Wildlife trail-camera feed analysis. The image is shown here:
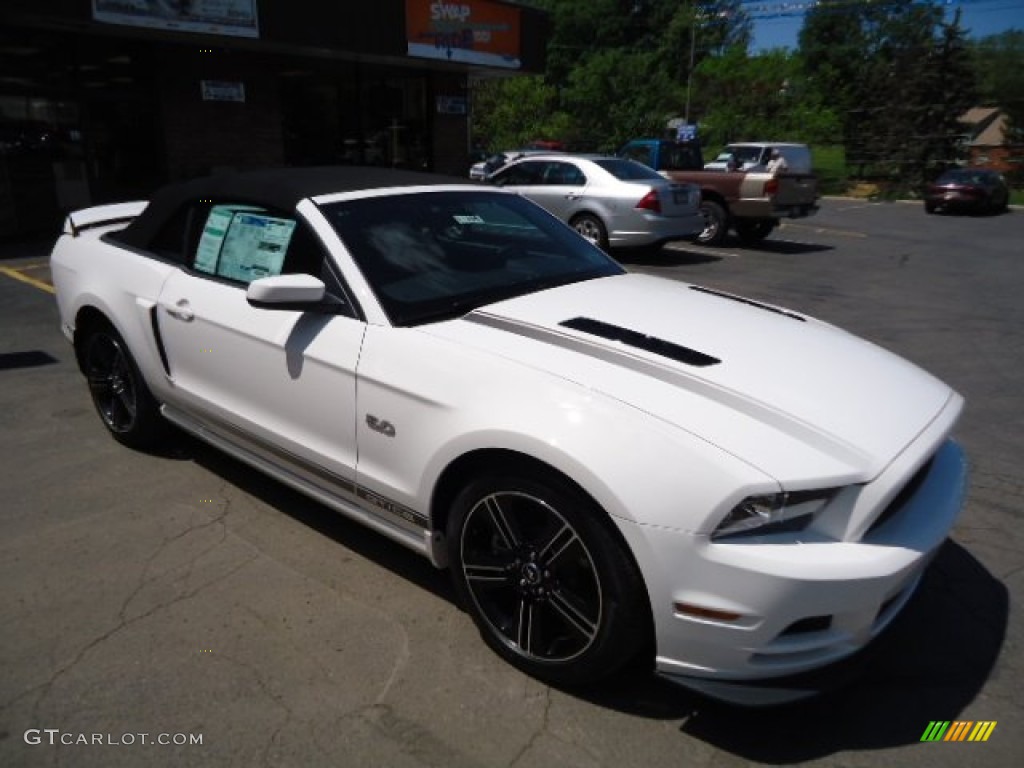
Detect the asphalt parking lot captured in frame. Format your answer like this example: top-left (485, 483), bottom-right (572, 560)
top-left (2, 199), bottom-right (1022, 767)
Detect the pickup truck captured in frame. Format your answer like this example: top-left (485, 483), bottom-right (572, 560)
top-left (618, 139), bottom-right (819, 246)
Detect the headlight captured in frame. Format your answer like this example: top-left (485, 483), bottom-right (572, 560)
top-left (711, 489), bottom-right (836, 540)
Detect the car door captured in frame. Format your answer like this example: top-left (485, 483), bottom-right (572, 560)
top-left (534, 161), bottom-right (588, 222)
top-left (156, 202), bottom-right (365, 483)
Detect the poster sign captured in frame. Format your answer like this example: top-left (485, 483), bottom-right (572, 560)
top-left (436, 96), bottom-right (467, 115)
top-left (93, 1), bottom-right (259, 39)
top-left (676, 123), bottom-right (698, 142)
top-left (201, 80), bottom-right (246, 103)
top-left (406, 1), bottom-right (521, 69)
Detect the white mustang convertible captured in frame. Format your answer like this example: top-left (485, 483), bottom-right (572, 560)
top-left (51, 167), bottom-right (967, 703)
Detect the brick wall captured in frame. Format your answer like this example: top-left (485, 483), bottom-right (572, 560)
top-left (156, 47), bottom-right (284, 180)
top-left (430, 73), bottom-right (470, 177)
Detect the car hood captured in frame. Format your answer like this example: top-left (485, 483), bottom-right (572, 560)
top-left (426, 273), bottom-right (957, 485)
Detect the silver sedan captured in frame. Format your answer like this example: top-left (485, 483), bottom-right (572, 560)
top-left (487, 154), bottom-right (702, 250)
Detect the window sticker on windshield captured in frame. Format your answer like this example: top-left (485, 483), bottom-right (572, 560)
top-left (453, 215), bottom-right (484, 224)
top-left (195, 207), bottom-right (234, 274)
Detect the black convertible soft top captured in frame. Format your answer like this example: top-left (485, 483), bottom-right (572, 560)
top-left (116, 165), bottom-right (467, 249)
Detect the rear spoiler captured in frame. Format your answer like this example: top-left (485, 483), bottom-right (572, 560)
top-left (63, 201), bottom-right (148, 237)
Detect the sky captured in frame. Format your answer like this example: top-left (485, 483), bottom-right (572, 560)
top-left (749, 0), bottom-right (1024, 52)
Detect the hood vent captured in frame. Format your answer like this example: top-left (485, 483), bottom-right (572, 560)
top-left (560, 317), bottom-right (720, 368)
top-left (690, 285), bottom-right (805, 322)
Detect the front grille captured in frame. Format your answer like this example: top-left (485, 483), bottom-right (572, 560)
top-left (779, 615), bottom-right (833, 636)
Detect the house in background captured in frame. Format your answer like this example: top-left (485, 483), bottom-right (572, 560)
top-left (960, 107), bottom-right (1022, 174)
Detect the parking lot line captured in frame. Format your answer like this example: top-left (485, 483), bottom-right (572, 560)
top-left (0, 265), bottom-right (55, 294)
top-left (781, 221), bottom-right (868, 238)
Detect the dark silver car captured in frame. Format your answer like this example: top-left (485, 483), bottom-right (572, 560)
top-left (488, 155), bottom-right (702, 250)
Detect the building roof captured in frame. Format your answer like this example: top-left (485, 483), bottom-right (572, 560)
top-left (960, 107), bottom-right (1009, 147)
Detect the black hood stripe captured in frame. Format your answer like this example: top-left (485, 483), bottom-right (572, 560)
top-left (560, 317), bottom-right (720, 368)
top-left (690, 285), bottom-right (805, 322)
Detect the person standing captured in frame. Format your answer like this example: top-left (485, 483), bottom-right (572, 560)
top-left (767, 149), bottom-right (788, 174)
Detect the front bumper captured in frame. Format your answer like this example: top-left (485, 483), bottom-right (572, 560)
top-left (623, 438), bottom-right (968, 696)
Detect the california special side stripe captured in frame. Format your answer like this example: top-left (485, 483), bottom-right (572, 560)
top-left (161, 404), bottom-right (429, 531)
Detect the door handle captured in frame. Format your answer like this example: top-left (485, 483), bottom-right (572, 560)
top-left (165, 298), bottom-right (194, 322)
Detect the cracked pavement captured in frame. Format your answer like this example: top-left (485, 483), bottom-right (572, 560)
top-left (1, 200), bottom-right (1022, 766)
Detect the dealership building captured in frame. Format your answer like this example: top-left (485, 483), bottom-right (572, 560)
top-left (0, 1), bottom-right (548, 238)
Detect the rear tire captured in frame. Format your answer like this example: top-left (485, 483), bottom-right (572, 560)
top-left (447, 471), bottom-right (650, 687)
top-left (734, 219), bottom-right (775, 244)
top-left (80, 324), bottom-right (166, 449)
top-left (696, 200), bottom-right (728, 245)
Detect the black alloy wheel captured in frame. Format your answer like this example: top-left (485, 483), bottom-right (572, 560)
top-left (81, 325), bottom-right (165, 449)
top-left (448, 472), bottom-right (649, 686)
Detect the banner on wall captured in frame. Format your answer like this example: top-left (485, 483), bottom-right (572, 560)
top-left (93, 1), bottom-right (259, 39)
top-left (406, 1), bottom-right (521, 69)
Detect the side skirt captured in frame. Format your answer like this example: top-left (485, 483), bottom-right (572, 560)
top-left (161, 404), bottom-right (445, 565)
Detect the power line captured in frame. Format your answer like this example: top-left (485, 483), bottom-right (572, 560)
top-left (730, 0), bottom-right (1024, 21)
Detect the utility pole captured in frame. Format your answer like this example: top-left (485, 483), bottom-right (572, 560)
top-left (684, 9), bottom-right (697, 125)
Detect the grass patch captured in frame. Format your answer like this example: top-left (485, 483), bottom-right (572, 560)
top-left (812, 145), bottom-right (847, 195)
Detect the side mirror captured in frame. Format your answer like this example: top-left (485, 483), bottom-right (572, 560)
top-left (246, 274), bottom-right (326, 310)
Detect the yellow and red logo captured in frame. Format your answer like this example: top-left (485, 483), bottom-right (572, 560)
top-left (920, 721), bottom-right (996, 742)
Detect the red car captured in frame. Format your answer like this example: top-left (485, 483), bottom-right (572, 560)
top-left (924, 168), bottom-right (1010, 214)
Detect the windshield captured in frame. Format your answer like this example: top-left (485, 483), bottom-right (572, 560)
top-left (726, 145), bottom-right (765, 166)
top-left (937, 170), bottom-right (994, 186)
top-left (321, 190), bottom-right (623, 327)
top-left (591, 158), bottom-right (665, 181)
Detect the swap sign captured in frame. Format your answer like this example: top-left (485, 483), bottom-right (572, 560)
top-left (406, 0), bottom-right (521, 69)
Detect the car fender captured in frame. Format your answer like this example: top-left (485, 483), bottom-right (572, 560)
top-left (353, 324), bottom-right (777, 536)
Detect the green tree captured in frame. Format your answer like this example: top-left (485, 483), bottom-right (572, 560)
top-left (471, 75), bottom-right (572, 151)
top-left (693, 47), bottom-right (840, 149)
top-left (470, 1), bottom-right (754, 153)
top-left (970, 30), bottom-right (1024, 184)
top-left (799, 1), bottom-right (976, 188)
top-left (972, 30), bottom-right (1024, 122)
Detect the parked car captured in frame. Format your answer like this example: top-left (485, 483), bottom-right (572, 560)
top-left (487, 154), bottom-right (702, 250)
top-left (51, 167), bottom-right (967, 703)
top-left (924, 168), bottom-right (1010, 214)
top-left (617, 139), bottom-right (819, 245)
top-left (468, 148), bottom-right (559, 180)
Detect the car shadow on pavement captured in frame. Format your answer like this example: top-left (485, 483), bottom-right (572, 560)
top-left (574, 540), bottom-right (1007, 762)
top-left (170, 431), bottom-right (457, 604)
top-left (614, 246), bottom-right (723, 267)
top-left (732, 237), bottom-right (835, 255)
top-left (158, 431), bottom-right (1007, 761)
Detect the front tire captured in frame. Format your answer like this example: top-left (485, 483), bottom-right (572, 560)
top-left (80, 324), bottom-right (166, 449)
top-left (447, 472), bottom-right (649, 687)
